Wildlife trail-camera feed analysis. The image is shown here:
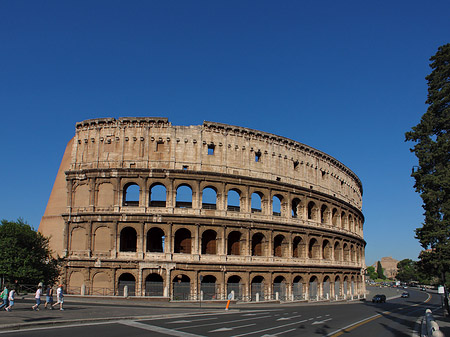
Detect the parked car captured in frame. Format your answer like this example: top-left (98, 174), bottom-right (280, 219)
top-left (372, 294), bottom-right (386, 303)
top-left (401, 292), bottom-right (410, 298)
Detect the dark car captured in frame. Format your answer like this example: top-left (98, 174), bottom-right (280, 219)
top-left (372, 294), bottom-right (386, 303)
top-left (401, 292), bottom-right (410, 298)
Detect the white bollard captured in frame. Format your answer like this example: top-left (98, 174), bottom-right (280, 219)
top-left (124, 285), bottom-right (128, 298)
top-left (231, 290), bottom-right (235, 300)
top-left (256, 292), bottom-right (260, 302)
top-left (81, 284), bottom-right (86, 296)
top-left (276, 292), bottom-right (279, 301)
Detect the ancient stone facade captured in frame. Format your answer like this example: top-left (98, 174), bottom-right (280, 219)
top-left (39, 117), bottom-right (366, 302)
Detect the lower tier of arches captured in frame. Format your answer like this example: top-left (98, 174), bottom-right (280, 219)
top-left (64, 263), bottom-right (366, 302)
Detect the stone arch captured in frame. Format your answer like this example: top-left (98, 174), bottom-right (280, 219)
top-left (202, 186), bottom-right (217, 210)
top-left (176, 184), bottom-right (193, 208)
top-left (323, 275), bottom-right (331, 299)
top-left (252, 232), bottom-right (266, 256)
top-left (201, 229), bottom-right (217, 255)
top-left (123, 182), bottom-right (140, 206)
top-left (308, 238), bottom-right (320, 259)
top-left (273, 234), bottom-right (286, 257)
top-left (251, 191), bottom-right (264, 213)
top-left (146, 227), bottom-right (165, 253)
top-left (334, 241), bottom-right (342, 261)
top-left (93, 226), bottom-right (111, 253)
top-left (92, 272), bottom-right (111, 295)
top-left (293, 275), bottom-right (304, 300)
top-left (251, 275), bottom-right (265, 301)
top-left (308, 201), bottom-right (317, 221)
top-left (322, 239), bottom-right (332, 260)
top-left (291, 198), bottom-right (301, 218)
top-left (118, 272), bottom-right (136, 296)
top-left (174, 228), bottom-right (192, 254)
top-left (227, 188), bottom-right (241, 212)
top-left (293, 236), bottom-right (304, 258)
top-left (309, 276), bottom-right (319, 300)
top-left (149, 183), bottom-right (166, 207)
top-left (227, 231), bottom-right (242, 255)
top-left (343, 243), bottom-right (350, 262)
top-left (172, 274), bottom-right (191, 301)
top-left (69, 271), bottom-right (85, 294)
top-left (334, 275), bottom-right (342, 297)
top-left (120, 226), bottom-right (137, 252)
top-left (70, 227), bottom-right (87, 251)
top-left (226, 275), bottom-right (243, 300)
top-left (273, 275), bottom-right (287, 300)
top-left (145, 273), bottom-right (164, 297)
top-left (341, 211), bottom-right (348, 229)
top-left (200, 275), bottom-right (217, 300)
top-left (332, 208), bottom-right (338, 226)
top-left (97, 182), bottom-right (114, 207)
top-left (272, 194), bottom-right (283, 216)
top-left (73, 184), bottom-right (89, 207)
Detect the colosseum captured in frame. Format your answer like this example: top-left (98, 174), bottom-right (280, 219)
top-left (39, 117), bottom-right (366, 302)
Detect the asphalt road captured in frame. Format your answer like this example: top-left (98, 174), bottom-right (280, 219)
top-left (0, 288), bottom-right (442, 337)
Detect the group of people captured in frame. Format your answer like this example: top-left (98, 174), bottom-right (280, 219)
top-left (0, 285), bottom-right (15, 312)
top-left (32, 283), bottom-right (64, 311)
top-left (0, 283), bottom-right (64, 312)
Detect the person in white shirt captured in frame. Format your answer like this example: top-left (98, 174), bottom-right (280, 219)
top-left (52, 284), bottom-right (64, 311)
top-left (32, 285), bottom-right (42, 311)
top-left (5, 289), bottom-right (15, 311)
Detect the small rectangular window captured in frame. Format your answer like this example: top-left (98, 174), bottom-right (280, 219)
top-left (183, 165), bottom-right (189, 170)
top-left (156, 141), bottom-right (164, 152)
top-left (255, 151), bottom-right (262, 162)
top-left (207, 144), bottom-right (215, 155)
top-left (294, 160), bottom-right (299, 170)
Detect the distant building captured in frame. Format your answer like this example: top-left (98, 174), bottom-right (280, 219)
top-left (372, 257), bottom-right (398, 279)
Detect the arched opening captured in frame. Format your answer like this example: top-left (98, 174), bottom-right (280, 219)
top-left (291, 198), bottom-right (300, 218)
top-left (322, 240), bottom-right (332, 260)
top-left (149, 183), bottom-right (166, 207)
top-left (309, 276), bottom-right (318, 300)
top-left (349, 215), bottom-right (354, 232)
top-left (351, 244), bottom-right (356, 262)
top-left (293, 236), bottom-right (303, 258)
top-left (227, 231), bottom-right (241, 255)
top-left (343, 243), bottom-right (350, 262)
top-left (272, 195), bottom-right (282, 216)
top-left (172, 274), bottom-right (190, 301)
top-left (334, 242), bottom-right (342, 261)
top-left (251, 192), bottom-right (263, 213)
top-left (335, 276), bottom-right (341, 298)
top-left (332, 208), bottom-right (338, 226)
top-left (308, 238), bottom-right (320, 259)
top-left (293, 276), bottom-right (304, 300)
top-left (146, 227), bottom-right (165, 253)
top-left (321, 205), bottom-right (328, 224)
top-left (343, 276), bottom-right (349, 296)
top-left (323, 276), bottom-right (331, 300)
top-left (202, 187), bottom-right (217, 210)
top-left (307, 201), bottom-right (316, 220)
top-left (200, 275), bottom-right (217, 300)
top-left (201, 230), bottom-right (217, 255)
top-left (273, 234), bottom-right (285, 257)
top-left (252, 233), bottom-right (265, 256)
top-left (251, 276), bottom-right (265, 301)
top-left (176, 184), bottom-right (193, 208)
top-left (227, 275), bottom-right (243, 300)
top-left (145, 273), bottom-right (164, 297)
top-left (227, 189), bottom-right (241, 212)
top-left (273, 276), bottom-right (286, 301)
top-left (341, 212), bottom-right (347, 229)
top-left (118, 273), bottom-right (135, 296)
top-left (120, 227), bottom-right (137, 252)
top-left (174, 228), bottom-right (191, 254)
top-left (123, 183), bottom-right (140, 206)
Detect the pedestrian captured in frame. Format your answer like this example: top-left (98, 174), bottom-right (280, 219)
top-left (5, 289), bottom-right (15, 311)
top-left (0, 285), bottom-right (8, 310)
top-left (44, 285), bottom-right (54, 309)
top-left (52, 284), bottom-right (64, 311)
top-left (32, 285), bottom-right (42, 311)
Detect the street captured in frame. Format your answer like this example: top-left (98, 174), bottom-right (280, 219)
top-left (0, 288), bottom-right (444, 336)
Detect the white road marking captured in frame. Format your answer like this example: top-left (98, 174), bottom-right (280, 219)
top-left (119, 320), bottom-right (204, 337)
top-left (276, 314), bottom-right (302, 321)
top-left (231, 319), bottom-right (308, 337)
top-left (169, 317), bottom-right (218, 324)
top-left (311, 318), bottom-right (332, 325)
top-left (175, 315), bottom-right (272, 330)
top-left (209, 323), bottom-right (256, 332)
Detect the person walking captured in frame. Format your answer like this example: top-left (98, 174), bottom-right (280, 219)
top-left (44, 285), bottom-right (54, 309)
top-left (5, 289), bottom-right (15, 311)
top-left (52, 284), bottom-right (64, 311)
top-left (0, 286), bottom-right (8, 310)
top-left (32, 285), bottom-right (42, 311)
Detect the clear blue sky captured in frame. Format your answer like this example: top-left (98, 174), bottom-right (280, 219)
top-left (1, 0), bottom-right (449, 266)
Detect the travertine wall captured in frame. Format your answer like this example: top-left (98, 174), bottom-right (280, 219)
top-left (39, 117), bottom-right (366, 302)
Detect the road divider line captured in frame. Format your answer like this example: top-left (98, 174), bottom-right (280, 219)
top-left (119, 320), bottom-right (204, 337)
